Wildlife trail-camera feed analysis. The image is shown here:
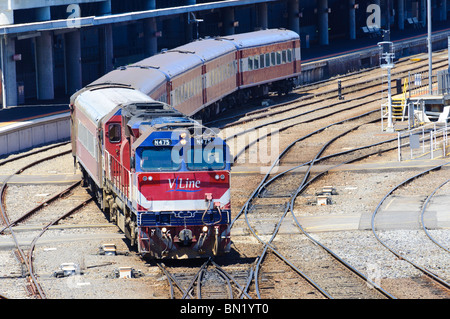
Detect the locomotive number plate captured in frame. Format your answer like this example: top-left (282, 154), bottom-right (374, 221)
top-left (153, 139), bottom-right (172, 146)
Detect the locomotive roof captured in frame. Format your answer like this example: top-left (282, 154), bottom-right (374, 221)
top-left (221, 28), bottom-right (299, 49)
top-left (74, 87), bottom-right (153, 126)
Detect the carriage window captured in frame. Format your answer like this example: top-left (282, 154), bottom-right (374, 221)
top-left (260, 54), bottom-right (265, 68)
top-left (282, 50), bottom-right (287, 64)
top-left (287, 49), bottom-right (292, 63)
top-left (276, 51), bottom-right (282, 65)
top-left (271, 52), bottom-right (276, 66)
top-left (254, 55), bottom-right (259, 69)
top-left (248, 57), bottom-right (253, 71)
top-left (108, 123), bottom-right (121, 143)
top-left (265, 53), bottom-right (270, 67)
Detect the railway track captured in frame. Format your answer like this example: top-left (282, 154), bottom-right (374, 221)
top-left (421, 179), bottom-right (450, 253)
top-left (151, 52), bottom-right (450, 300)
top-left (0, 144), bottom-right (94, 299)
top-left (371, 163), bottom-right (450, 296)
top-left (231, 109), bottom-right (402, 299)
top-left (207, 51), bottom-right (449, 130)
top-left (2, 48), bottom-right (448, 300)
top-left (157, 258), bottom-right (250, 299)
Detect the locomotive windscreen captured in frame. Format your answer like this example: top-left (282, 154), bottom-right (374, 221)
top-left (186, 145), bottom-right (225, 171)
top-left (140, 147), bottom-right (181, 171)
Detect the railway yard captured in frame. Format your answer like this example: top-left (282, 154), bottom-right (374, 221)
top-left (1, 51), bottom-right (449, 300)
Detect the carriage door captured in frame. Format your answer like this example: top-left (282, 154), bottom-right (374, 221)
top-left (105, 122), bottom-right (122, 184)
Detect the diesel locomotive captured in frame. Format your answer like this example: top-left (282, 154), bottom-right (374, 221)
top-left (70, 28), bottom-right (301, 258)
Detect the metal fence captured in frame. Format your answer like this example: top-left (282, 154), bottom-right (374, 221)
top-left (406, 69), bottom-right (450, 97)
top-left (397, 122), bottom-right (449, 161)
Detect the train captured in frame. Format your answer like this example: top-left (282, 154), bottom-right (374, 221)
top-left (90, 28), bottom-right (301, 121)
top-left (70, 28), bottom-right (301, 259)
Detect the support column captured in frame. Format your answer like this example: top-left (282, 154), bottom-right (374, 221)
top-left (440, 0), bottom-right (447, 21)
top-left (223, 7), bottom-right (235, 36)
top-left (257, 2), bottom-right (268, 30)
top-left (420, 0), bottom-right (426, 27)
top-left (35, 7), bottom-right (54, 100)
top-left (1, 36), bottom-right (17, 107)
top-left (318, 0), bottom-right (329, 45)
top-left (398, 0), bottom-right (405, 30)
top-left (349, 0), bottom-right (356, 40)
top-left (143, 0), bottom-right (157, 56)
top-left (99, 0), bottom-right (114, 74)
top-left (185, 0), bottom-right (196, 42)
top-left (288, 0), bottom-right (300, 35)
top-left (65, 30), bottom-right (82, 95)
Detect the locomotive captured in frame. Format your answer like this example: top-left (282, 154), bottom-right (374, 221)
top-left (70, 28), bottom-right (301, 259)
top-left (70, 86), bottom-right (231, 258)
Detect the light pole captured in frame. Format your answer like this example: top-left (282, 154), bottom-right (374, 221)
top-left (427, 0), bottom-right (432, 94)
top-left (379, 41), bottom-right (395, 132)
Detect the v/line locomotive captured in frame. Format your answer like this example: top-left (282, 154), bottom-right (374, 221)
top-left (70, 29), bottom-right (301, 259)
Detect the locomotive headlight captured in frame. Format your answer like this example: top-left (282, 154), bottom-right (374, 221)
top-left (215, 175), bottom-right (219, 180)
top-left (143, 176), bottom-right (147, 181)
top-left (180, 139), bottom-right (187, 145)
top-left (180, 132), bottom-right (187, 139)
top-left (148, 176), bottom-right (153, 181)
top-left (220, 174), bottom-right (225, 180)
top-left (202, 226), bottom-right (208, 232)
top-left (161, 227), bottom-right (167, 233)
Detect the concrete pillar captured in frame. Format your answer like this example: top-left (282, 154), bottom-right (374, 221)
top-left (99, 0), bottom-right (112, 16)
top-left (420, 0), bottom-right (426, 26)
top-left (144, 19), bottom-right (158, 57)
top-left (34, 6), bottom-right (54, 100)
top-left (257, 2), bottom-right (268, 30)
top-left (35, 31), bottom-right (54, 100)
top-left (440, 0), bottom-right (447, 21)
top-left (99, 25), bottom-right (114, 74)
top-left (398, 0), bottom-right (405, 30)
top-left (99, 0), bottom-right (114, 74)
top-left (65, 30), bottom-right (82, 95)
top-left (36, 7), bottom-right (51, 22)
top-left (1, 36), bottom-right (17, 107)
top-left (318, 0), bottom-right (329, 45)
top-left (143, 0), bottom-right (157, 56)
top-left (185, 0), bottom-right (196, 42)
top-left (223, 7), bottom-right (235, 35)
top-left (288, 0), bottom-right (300, 35)
top-left (349, 0), bottom-right (356, 40)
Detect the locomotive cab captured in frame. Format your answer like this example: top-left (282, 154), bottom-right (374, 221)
top-left (128, 110), bottom-right (231, 258)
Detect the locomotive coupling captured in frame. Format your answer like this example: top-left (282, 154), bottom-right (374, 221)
top-left (179, 228), bottom-right (193, 246)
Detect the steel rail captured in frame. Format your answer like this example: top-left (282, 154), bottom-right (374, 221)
top-left (27, 197), bottom-right (93, 279)
top-left (228, 100), bottom-right (380, 163)
top-left (420, 179), bottom-right (450, 253)
top-left (230, 108), bottom-right (381, 228)
top-left (0, 181), bottom-right (81, 234)
top-left (234, 112), bottom-right (404, 298)
top-left (210, 259), bottom-right (251, 299)
top-left (240, 114), bottom-right (390, 298)
top-left (207, 57), bottom-right (449, 129)
top-left (182, 258), bottom-right (210, 299)
top-left (371, 162), bottom-right (450, 291)
top-left (0, 149), bottom-right (71, 299)
top-left (0, 141), bottom-right (70, 167)
top-left (214, 267), bottom-right (233, 299)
